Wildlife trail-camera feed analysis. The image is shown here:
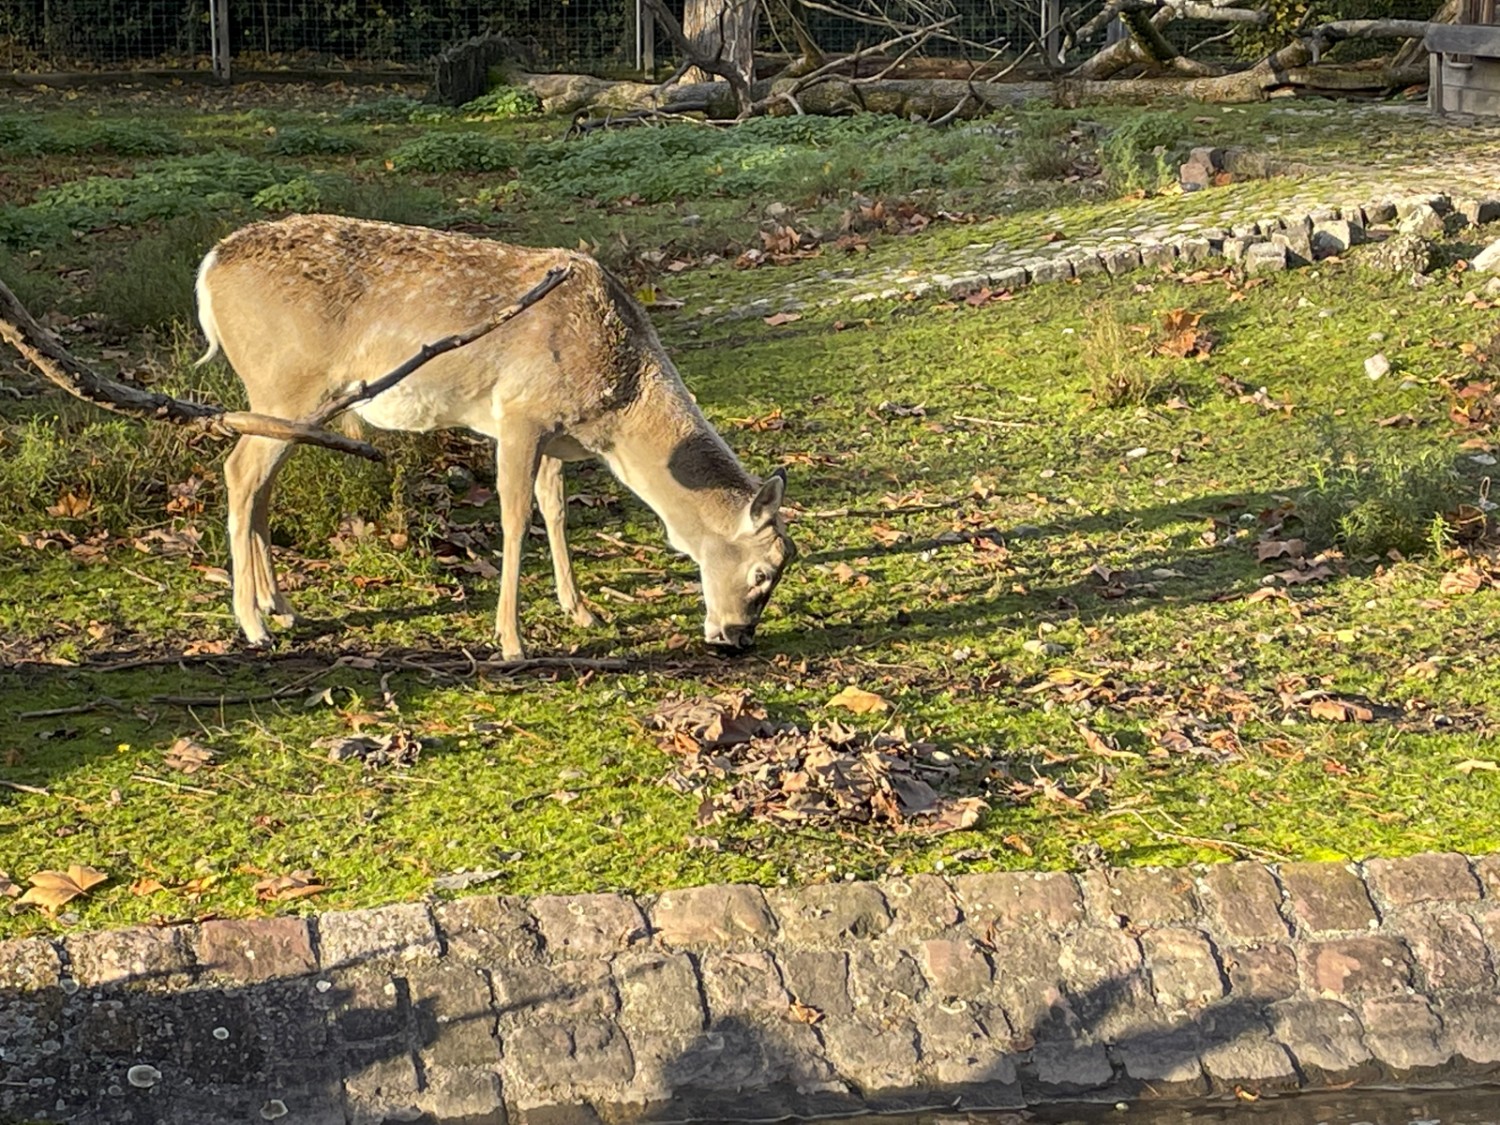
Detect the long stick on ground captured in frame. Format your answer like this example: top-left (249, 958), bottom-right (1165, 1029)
top-left (0, 265), bottom-right (572, 459)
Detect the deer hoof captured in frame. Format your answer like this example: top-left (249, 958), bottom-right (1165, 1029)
top-left (571, 605), bottom-right (600, 629)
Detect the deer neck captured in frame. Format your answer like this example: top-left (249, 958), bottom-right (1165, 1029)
top-left (602, 386), bottom-right (754, 562)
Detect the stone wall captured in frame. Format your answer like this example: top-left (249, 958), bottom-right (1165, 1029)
top-left (4, 851), bottom-right (1500, 1123)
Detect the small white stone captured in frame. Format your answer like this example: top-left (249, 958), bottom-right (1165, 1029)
top-left (1364, 353), bottom-right (1391, 380)
top-left (315, 979), bottom-right (332, 993)
top-left (261, 1100), bottom-right (289, 1121)
top-left (212, 1027), bottom-right (229, 1041)
top-left (126, 1065), bottom-right (160, 1089)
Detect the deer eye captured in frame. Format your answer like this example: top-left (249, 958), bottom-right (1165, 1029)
top-left (748, 565), bottom-right (772, 590)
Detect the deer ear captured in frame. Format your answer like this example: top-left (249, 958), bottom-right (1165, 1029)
top-left (747, 469), bottom-right (786, 531)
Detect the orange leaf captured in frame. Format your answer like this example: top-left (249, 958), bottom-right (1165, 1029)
top-left (18, 865), bottom-right (107, 913)
top-left (827, 685), bottom-right (890, 714)
top-left (253, 871), bottom-right (328, 902)
top-left (1308, 698), bottom-right (1373, 722)
top-left (1439, 566), bottom-right (1485, 596)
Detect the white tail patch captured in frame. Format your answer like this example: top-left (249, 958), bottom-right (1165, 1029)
top-left (194, 247), bottom-right (222, 367)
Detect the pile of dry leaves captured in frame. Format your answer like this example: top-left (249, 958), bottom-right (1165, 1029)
top-left (647, 692), bottom-right (985, 836)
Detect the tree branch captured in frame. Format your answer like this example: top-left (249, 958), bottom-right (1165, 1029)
top-left (0, 265), bottom-right (572, 461)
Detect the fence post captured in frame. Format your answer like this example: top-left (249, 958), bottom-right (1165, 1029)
top-left (209, 0), bottom-right (231, 82)
top-left (1042, 0), bottom-right (1064, 64)
top-left (640, 0), bottom-right (655, 75)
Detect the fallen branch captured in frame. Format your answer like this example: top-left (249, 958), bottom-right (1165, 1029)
top-left (0, 265), bottom-right (571, 459)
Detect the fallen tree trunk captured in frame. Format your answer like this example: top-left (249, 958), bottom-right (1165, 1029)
top-left (517, 70), bottom-right (1054, 119)
top-left (1059, 57), bottom-right (1426, 103)
top-left (0, 266), bottom-right (570, 459)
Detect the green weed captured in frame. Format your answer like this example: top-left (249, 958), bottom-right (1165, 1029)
top-left (1297, 442), bottom-right (1472, 558)
top-left (90, 214), bottom-right (229, 332)
top-left (1098, 111), bottom-right (1192, 193)
top-left (460, 86), bottom-right (543, 120)
top-left (265, 126), bottom-right (366, 157)
top-left (1080, 302), bottom-right (1173, 406)
top-left (387, 133), bottom-right (520, 174)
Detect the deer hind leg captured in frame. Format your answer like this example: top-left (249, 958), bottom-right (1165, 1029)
top-left (494, 431), bottom-right (546, 662)
top-left (534, 454), bottom-right (599, 629)
top-left (224, 434), bottom-right (294, 646)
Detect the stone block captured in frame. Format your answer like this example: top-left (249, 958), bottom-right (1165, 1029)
top-left (329, 970), bottom-right (410, 1044)
top-left (1141, 928), bottom-right (1225, 1011)
top-left (344, 1048), bottom-right (422, 1125)
top-left (779, 949), bottom-right (852, 1018)
top-left (1070, 252), bottom-right (1105, 276)
top-left (1359, 996), bottom-right (1451, 1072)
top-left (1024, 1039), bottom-right (1114, 1094)
top-left (1230, 221), bottom-right (1261, 239)
top-left (494, 959), bottom-right (616, 1025)
top-left (767, 882), bottom-right (890, 945)
top-left (1364, 199), bottom-right (1398, 224)
top-left (1189, 145), bottom-right (1225, 169)
top-left (1471, 238), bottom-right (1500, 274)
top-left (195, 918), bottom-right (315, 983)
top-left (416, 1067), bottom-right (504, 1121)
top-left (954, 870), bottom-right (1082, 934)
top-left (68, 926), bottom-right (193, 988)
top-left (847, 947), bottom-right (927, 1028)
top-left (318, 903), bottom-right (439, 969)
top-left (1178, 237), bottom-right (1212, 264)
top-left (918, 1005), bottom-right (1020, 1087)
top-left (1029, 257), bottom-right (1074, 284)
top-left (1222, 236), bottom-right (1253, 263)
top-left (434, 894), bottom-right (540, 964)
top-left (1244, 242), bottom-right (1287, 275)
top-left (1114, 1026), bottom-right (1207, 1090)
top-left (1180, 159), bottom-right (1215, 190)
top-left (821, 1018), bottom-right (920, 1090)
top-left (920, 938), bottom-right (993, 998)
top-left (1273, 227), bottom-right (1314, 267)
top-left (1279, 862), bottom-right (1378, 934)
top-left (944, 272), bottom-right (990, 297)
top-left (1439, 993), bottom-right (1500, 1065)
top-left (1302, 936), bottom-right (1413, 997)
top-left (1398, 203), bottom-right (1445, 238)
top-left (613, 950), bottom-right (703, 1035)
top-left (1139, 242), bottom-right (1176, 270)
top-left (407, 961), bottom-right (499, 1068)
top-left (651, 884), bottom-right (775, 948)
top-left (1223, 944), bottom-right (1298, 1002)
top-left (531, 893), bottom-right (648, 959)
top-left (988, 931), bottom-right (1069, 1033)
top-left (504, 1019), bottom-right (634, 1092)
top-left (1082, 866), bottom-right (1198, 927)
top-left (1199, 863), bottom-right (1288, 943)
top-left (1457, 196), bottom-right (1500, 226)
top-left (990, 265), bottom-right (1029, 291)
top-left (881, 874), bottom-right (959, 938)
top-left (700, 950), bottom-right (789, 1021)
top-left (1200, 1032), bottom-right (1298, 1092)
top-left (1269, 998), bottom-right (1371, 1078)
top-left (1057, 927), bottom-right (1143, 1002)
top-left (1476, 853), bottom-right (1500, 897)
top-left (1399, 912), bottom-right (1494, 992)
top-left (1100, 247), bottom-right (1142, 277)
top-left (0, 937), bottom-right (61, 990)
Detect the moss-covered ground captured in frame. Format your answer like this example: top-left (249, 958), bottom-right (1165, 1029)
top-left (3, 83), bottom-right (1500, 937)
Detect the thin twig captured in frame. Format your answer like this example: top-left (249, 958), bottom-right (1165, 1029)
top-left (0, 779), bottom-right (50, 796)
top-left (952, 414), bottom-right (1034, 429)
top-left (19, 697), bottom-right (127, 719)
top-left (121, 566), bottom-right (168, 592)
top-left (131, 773), bottom-right (217, 796)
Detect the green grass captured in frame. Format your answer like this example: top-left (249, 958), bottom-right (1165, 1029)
top-left (4, 87), bottom-right (1500, 937)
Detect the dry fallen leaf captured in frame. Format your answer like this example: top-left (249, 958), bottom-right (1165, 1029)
top-left (17, 865), bottom-right (107, 914)
top-left (130, 878), bottom-right (168, 897)
top-left (1076, 722), bottom-right (1140, 760)
top-left (163, 736), bottom-right (217, 774)
top-left (1455, 759), bottom-right (1500, 775)
top-left (1439, 566), bottom-right (1485, 596)
top-left (827, 685), bottom-right (890, 714)
top-left (253, 871), bottom-right (328, 902)
top-left (788, 1000), bottom-right (824, 1024)
top-left (763, 311), bottom-right (802, 327)
top-left (0, 872), bottom-right (20, 898)
top-left (1308, 698), bottom-right (1374, 723)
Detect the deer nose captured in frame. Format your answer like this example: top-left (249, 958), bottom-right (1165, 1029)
top-left (705, 623), bottom-right (755, 651)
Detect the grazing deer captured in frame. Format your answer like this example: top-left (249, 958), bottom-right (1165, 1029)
top-left (195, 214), bottom-right (795, 660)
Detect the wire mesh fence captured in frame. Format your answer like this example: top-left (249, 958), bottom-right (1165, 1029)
top-left (0, 0), bottom-right (638, 74)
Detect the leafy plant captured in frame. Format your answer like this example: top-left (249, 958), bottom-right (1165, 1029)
top-left (460, 86), bottom-right (543, 119)
top-left (1297, 443), bottom-right (1470, 557)
top-left (387, 133), bottom-right (520, 174)
top-left (1080, 302), bottom-right (1174, 406)
top-left (338, 95), bottom-right (427, 123)
top-left (265, 126), bottom-right (365, 157)
top-left (1098, 112), bottom-right (1191, 194)
top-left (252, 176), bottom-right (327, 213)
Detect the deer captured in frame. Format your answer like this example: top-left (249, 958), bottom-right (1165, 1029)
top-left (194, 214), bottom-right (795, 661)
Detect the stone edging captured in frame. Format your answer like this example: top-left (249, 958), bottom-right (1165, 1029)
top-left (5, 851), bottom-right (1500, 1123)
top-left (693, 185), bottom-right (1500, 323)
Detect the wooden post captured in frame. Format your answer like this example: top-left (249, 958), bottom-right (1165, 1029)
top-left (209, 0), bottom-right (231, 82)
top-left (1042, 0), bottom-right (1064, 64)
top-left (641, 0), bottom-right (656, 75)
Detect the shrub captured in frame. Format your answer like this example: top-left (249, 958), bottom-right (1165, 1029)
top-left (460, 86), bottom-right (543, 119)
top-left (339, 95), bottom-right (427, 123)
top-left (1297, 443), bottom-right (1471, 558)
top-left (1098, 112), bottom-right (1192, 193)
top-left (1080, 302), bottom-right (1174, 406)
top-left (265, 126), bottom-right (365, 157)
top-left (0, 117), bottom-right (180, 157)
top-left (387, 132), bottom-right (520, 174)
top-left (252, 176), bottom-right (328, 213)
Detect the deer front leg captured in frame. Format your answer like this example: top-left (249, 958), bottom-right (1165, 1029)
top-left (495, 433), bottom-right (545, 661)
top-left (224, 434), bottom-right (293, 646)
top-left (534, 454), bottom-right (599, 629)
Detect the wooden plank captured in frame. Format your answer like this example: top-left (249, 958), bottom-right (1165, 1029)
top-left (1426, 22), bottom-right (1500, 55)
top-left (0, 68), bottom-right (422, 89)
